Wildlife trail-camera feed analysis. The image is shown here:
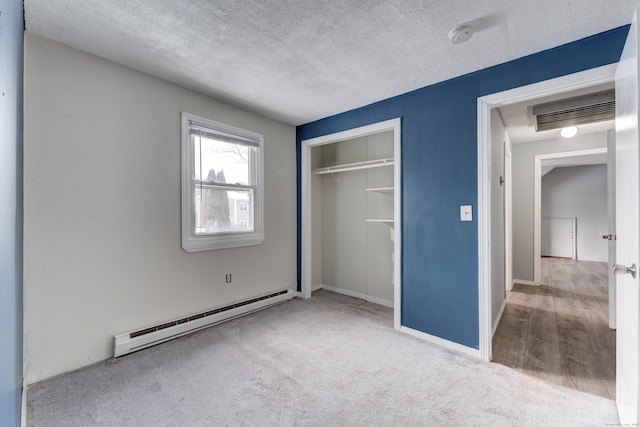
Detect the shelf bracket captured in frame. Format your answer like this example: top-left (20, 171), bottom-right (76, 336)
top-left (329, 172), bottom-right (341, 184)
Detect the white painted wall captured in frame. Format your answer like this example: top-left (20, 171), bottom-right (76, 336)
top-left (541, 165), bottom-right (608, 262)
top-left (490, 110), bottom-right (508, 327)
top-left (511, 132), bottom-right (607, 281)
top-left (23, 33), bottom-right (296, 383)
top-left (315, 132), bottom-right (394, 304)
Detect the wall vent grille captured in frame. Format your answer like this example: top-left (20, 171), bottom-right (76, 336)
top-left (533, 90), bottom-right (615, 132)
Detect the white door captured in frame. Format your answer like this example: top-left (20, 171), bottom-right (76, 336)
top-left (607, 129), bottom-right (617, 329)
top-left (505, 147), bottom-right (513, 292)
top-left (615, 11), bottom-right (640, 424)
top-left (541, 217), bottom-right (575, 258)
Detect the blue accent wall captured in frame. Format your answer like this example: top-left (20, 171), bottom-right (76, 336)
top-left (297, 26), bottom-right (628, 349)
top-left (0, 0), bottom-right (24, 425)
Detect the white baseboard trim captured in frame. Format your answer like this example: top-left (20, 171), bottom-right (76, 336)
top-left (311, 284), bottom-right (323, 292)
top-left (399, 326), bottom-right (480, 357)
top-left (319, 284), bottom-right (394, 308)
top-left (513, 279), bottom-right (539, 286)
top-left (21, 377), bottom-right (26, 427)
top-left (492, 298), bottom-right (507, 338)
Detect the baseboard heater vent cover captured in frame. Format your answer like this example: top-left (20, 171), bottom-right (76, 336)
top-left (114, 289), bottom-right (293, 357)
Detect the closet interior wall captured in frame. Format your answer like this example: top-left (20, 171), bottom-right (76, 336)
top-left (310, 131), bottom-right (394, 307)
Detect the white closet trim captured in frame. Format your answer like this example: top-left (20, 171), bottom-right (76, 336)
top-left (300, 118), bottom-right (402, 330)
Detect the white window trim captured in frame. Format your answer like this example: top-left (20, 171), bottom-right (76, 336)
top-left (181, 112), bottom-right (264, 252)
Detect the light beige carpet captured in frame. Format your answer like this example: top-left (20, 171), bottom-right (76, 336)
top-left (28, 289), bottom-right (619, 426)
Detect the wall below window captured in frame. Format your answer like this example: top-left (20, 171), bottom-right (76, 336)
top-left (542, 164), bottom-right (608, 262)
top-left (0, 1), bottom-right (24, 425)
top-left (23, 33), bottom-right (297, 384)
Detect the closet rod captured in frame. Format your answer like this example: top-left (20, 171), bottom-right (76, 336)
top-left (313, 158), bottom-right (394, 175)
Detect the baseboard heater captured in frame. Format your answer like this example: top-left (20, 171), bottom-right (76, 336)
top-left (114, 289), bottom-right (293, 357)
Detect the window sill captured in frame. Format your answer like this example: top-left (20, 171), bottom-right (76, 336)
top-left (182, 232), bottom-right (264, 252)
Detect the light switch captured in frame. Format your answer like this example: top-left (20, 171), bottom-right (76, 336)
top-left (460, 205), bottom-right (472, 221)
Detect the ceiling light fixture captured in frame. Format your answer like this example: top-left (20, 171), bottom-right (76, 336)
top-left (448, 23), bottom-right (474, 44)
top-left (560, 126), bottom-right (578, 138)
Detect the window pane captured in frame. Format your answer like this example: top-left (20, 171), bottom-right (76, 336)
top-left (182, 112), bottom-right (264, 252)
top-left (193, 135), bottom-right (253, 185)
top-left (194, 186), bottom-right (254, 234)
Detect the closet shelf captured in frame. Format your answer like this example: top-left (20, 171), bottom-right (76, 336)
top-left (313, 158), bottom-right (394, 175)
top-left (365, 219), bottom-right (395, 224)
top-left (366, 187), bottom-right (394, 193)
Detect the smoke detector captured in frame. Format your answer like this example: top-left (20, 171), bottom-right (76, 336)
top-left (449, 23), bottom-right (474, 44)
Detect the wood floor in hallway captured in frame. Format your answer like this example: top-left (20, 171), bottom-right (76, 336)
top-left (492, 257), bottom-right (616, 399)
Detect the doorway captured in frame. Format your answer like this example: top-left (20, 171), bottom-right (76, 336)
top-left (500, 147), bottom-right (613, 399)
top-left (534, 148), bottom-right (609, 278)
top-left (478, 65), bottom-right (618, 399)
top-left (477, 63), bottom-right (617, 360)
top-left (300, 118), bottom-right (402, 330)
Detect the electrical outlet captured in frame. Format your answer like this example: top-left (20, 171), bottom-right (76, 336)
top-left (225, 274), bottom-right (232, 283)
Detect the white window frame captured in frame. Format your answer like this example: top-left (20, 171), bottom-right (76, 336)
top-left (181, 112), bottom-right (264, 252)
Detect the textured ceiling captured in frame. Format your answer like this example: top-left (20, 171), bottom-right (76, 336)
top-left (24, 0), bottom-right (640, 125)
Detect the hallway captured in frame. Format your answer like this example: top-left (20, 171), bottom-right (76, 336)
top-left (492, 257), bottom-right (615, 399)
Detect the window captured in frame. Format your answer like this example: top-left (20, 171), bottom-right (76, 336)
top-left (181, 112), bottom-right (264, 252)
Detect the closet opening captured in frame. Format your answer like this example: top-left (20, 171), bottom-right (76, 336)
top-left (300, 118), bottom-right (402, 330)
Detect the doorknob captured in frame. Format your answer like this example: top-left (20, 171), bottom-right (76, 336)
top-left (614, 263), bottom-right (637, 279)
top-left (602, 234), bottom-right (613, 240)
